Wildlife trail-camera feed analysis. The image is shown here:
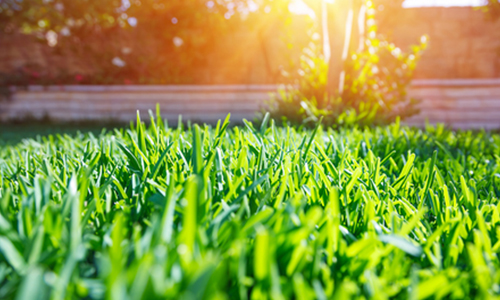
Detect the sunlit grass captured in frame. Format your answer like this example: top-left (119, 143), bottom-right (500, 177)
top-left (1, 109), bottom-right (500, 299)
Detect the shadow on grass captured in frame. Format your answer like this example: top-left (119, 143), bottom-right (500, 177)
top-left (0, 118), bottom-right (128, 146)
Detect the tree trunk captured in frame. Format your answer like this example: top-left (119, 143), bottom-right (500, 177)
top-left (324, 0), bottom-right (365, 96)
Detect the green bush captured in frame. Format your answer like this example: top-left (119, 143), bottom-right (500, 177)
top-left (1, 111), bottom-right (500, 299)
top-left (269, 1), bottom-right (427, 127)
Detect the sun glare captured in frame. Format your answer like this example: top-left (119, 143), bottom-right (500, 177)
top-left (288, 0), bottom-right (316, 19)
top-left (402, 0), bottom-right (486, 7)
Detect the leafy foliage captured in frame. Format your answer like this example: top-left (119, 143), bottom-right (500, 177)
top-left (1, 111), bottom-right (500, 299)
top-left (269, 1), bottom-right (427, 127)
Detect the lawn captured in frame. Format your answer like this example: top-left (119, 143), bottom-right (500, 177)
top-left (1, 111), bottom-right (500, 299)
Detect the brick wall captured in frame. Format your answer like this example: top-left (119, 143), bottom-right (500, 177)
top-left (2, 7), bottom-right (499, 82)
top-left (377, 7), bottom-right (500, 79)
top-left (0, 19), bottom-right (311, 85)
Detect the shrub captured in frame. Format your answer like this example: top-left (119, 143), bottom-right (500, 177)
top-left (268, 1), bottom-right (427, 127)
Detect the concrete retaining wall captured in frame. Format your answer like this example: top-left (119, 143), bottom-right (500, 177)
top-left (406, 79), bottom-right (500, 130)
top-left (1, 80), bottom-right (500, 129)
top-left (0, 85), bottom-right (276, 124)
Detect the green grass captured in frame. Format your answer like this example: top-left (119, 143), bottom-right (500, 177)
top-left (1, 109), bottom-right (500, 299)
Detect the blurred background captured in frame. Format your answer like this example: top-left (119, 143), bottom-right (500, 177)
top-left (1, 0), bottom-right (500, 141)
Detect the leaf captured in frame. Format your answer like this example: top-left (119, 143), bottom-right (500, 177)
top-left (192, 124), bottom-right (203, 175)
top-left (416, 274), bottom-right (448, 300)
top-left (378, 234), bottom-right (422, 257)
top-left (0, 236), bottom-right (26, 273)
top-left (179, 176), bottom-right (200, 260)
top-left (150, 142), bottom-right (174, 179)
top-left (254, 226), bottom-right (270, 281)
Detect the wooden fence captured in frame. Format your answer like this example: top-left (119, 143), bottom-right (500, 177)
top-left (1, 79), bottom-right (500, 129)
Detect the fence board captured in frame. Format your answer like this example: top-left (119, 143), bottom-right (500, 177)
top-left (1, 80), bottom-right (500, 129)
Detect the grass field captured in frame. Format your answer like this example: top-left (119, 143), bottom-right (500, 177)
top-left (1, 111), bottom-right (500, 299)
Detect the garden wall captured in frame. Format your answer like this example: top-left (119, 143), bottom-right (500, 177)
top-left (0, 85), bottom-right (276, 124)
top-left (2, 79), bottom-right (500, 129)
top-left (2, 7), bottom-right (499, 83)
top-left (406, 79), bottom-right (500, 129)
top-left (377, 7), bottom-right (500, 79)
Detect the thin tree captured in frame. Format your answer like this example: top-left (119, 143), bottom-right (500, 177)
top-left (318, 0), bottom-right (366, 96)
